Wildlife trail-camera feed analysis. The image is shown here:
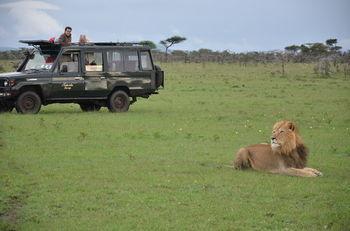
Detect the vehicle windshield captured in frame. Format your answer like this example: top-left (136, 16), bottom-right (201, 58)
top-left (24, 50), bottom-right (56, 71)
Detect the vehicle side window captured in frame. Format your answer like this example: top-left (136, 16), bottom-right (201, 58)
top-left (106, 51), bottom-right (122, 72)
top-left (85, 52), bottom-right (103, 72)
top-left (124, 51), bottom-right (139, 72)
top-left (59, 51), bottom-right (79, 73)
top-left (140, 51), bottom-right (153, 71)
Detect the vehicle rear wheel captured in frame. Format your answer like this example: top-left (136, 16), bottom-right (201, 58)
top-left (15, 91), bottom-right (41, 114)
top-left (108, 90), bottom-right (130, 112)
top-left (79, 103), bottom-right (101, 112)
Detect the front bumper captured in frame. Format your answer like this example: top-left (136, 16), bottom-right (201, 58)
top-left (0, 89), bottom-right (15, 109)
top-left (0, 92), bottom-right (11, 97)
top-left (0, 87), bottom-right (17, 100)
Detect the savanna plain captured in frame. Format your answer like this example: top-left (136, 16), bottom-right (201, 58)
top-left (1, 62), bottom-right (349, 230)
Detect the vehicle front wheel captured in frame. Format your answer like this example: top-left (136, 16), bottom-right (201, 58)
top-left (108, 90), bottom-right (130, 112)
top-left (15, 91), bottom-right (41, 114)
top-left (79, 103), bottom-right (101, 112)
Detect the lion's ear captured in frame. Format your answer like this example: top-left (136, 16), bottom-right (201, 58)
top-left (288, 122), bottom-right (296, 131)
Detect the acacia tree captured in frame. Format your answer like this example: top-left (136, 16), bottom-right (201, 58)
top-left (285, 45), bottom-right (300, 54)
top-left (139, 40), bottom-right (157, 50)
top-left (160, 36), bottom-right (186, 61)
top-left (326, 39), bottom-right (342, 53)
top-left (309, 43), bottom-right (329, 56)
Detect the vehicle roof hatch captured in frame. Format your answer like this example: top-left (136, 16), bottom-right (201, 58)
top-left (19, 40), bottom-right (61, 55)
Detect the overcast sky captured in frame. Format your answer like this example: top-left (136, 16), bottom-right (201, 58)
top-left (0, 0), bottom-right (349, 52)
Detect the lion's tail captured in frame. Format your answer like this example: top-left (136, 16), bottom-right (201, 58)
top-left (223, 164), bottom-right (235, 169)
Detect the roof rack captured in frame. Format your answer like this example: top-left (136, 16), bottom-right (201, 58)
top-left (19, 40), bottom-right (60, 46)
top-left (92, 42), bottom-right (144, 46)
top-left (19, 40), bottom-right (146, 47)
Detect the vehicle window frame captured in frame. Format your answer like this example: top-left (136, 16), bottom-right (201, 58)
top-left (139, 50), bottom-right (154, 71)
top-left (55, 49), bottom-right (81, 75)
top-left (106, 49), bottom-right (123, 72)
top-left (122, 49), bottom-right (140, 72)
top-left (82, 49), bottom-right (104, 73)
top-left (22, 49), bottom-right (56, 72)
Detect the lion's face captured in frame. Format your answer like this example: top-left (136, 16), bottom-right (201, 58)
top-left (271, 121), bottom-right (298, 154)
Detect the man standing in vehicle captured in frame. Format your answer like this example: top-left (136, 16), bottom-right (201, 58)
top-left (58, 26), bottom-right (72, 46)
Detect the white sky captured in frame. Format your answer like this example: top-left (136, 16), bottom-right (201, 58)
top-left (0, 0), bottom-right (349, 52)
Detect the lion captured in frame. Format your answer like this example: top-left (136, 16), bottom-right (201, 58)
top-left (233, 120), bottom-right (322, 177)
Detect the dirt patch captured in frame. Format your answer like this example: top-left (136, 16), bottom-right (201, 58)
top-left (0, 195), bottom-right (22, 230)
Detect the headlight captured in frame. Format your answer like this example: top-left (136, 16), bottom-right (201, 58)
top-left (3, 79), bottom-right (16, 87)
top-left (9, 79), bottom-right (16, 86)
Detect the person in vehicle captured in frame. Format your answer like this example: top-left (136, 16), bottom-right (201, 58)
top-left (79, 34), bottom-right (89, 45)
top-left (58, 26), bottom-right (72, 46)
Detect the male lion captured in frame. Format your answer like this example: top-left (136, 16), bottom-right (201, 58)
top-left (233, 120), bottom-right (322, 177)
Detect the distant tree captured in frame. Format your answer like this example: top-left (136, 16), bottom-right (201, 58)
top-left (197, 48), bottom-right (213, 62)
top-left (309, 43), bottom-right (329, 56)
top-left (326, 39), bottom-right (337, 47)
top-left (300, 44), bottom-right (311, 55)
top-left (0, 49), bottom-right (24, 60)
top-left (299, 43), bottom-right (328, 56)
top-left (326, 38), bottom-right (342, 53)
top-left (171, 50), bottom-right (188, 57)
top-left (171, 50), bottom-right (188, 62)
top-left (160, 35), bottom-right (186, 61)
top-left (198, 48), bottom-right (213, 53)
top-left (285, 45), bottom-right (300, 54)
top-left (139, 40), bottom-right (157, 50)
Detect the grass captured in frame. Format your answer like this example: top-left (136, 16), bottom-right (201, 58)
top-left (1, 62), bottom-right (350, 230)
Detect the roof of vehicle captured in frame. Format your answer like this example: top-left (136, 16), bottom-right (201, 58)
top-left (19, 40), bottom-right (149, 50)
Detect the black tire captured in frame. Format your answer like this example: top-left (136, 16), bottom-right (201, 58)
top-left (108, 90), bottom-right (130, 112)
top-left (15, 91), bottom-right (41, 114)
top-left (79, 103), bottom-right (101, 112)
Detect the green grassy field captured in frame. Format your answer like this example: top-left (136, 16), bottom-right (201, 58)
top-left (1, 62), bottom-right (350, 230)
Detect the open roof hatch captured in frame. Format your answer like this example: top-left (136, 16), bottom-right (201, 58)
top-left (19, 40), bottom-right (61, 55)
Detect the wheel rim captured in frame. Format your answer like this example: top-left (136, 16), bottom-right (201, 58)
top-left (113, 96), bottom-right (126, 109)
top-left (22, 96), bottom-right (36, 111)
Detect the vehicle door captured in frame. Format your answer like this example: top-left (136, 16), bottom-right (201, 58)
top-left (104, 49), bottom-right (127, 90)
top-left (50, 50), bottom-right (85, 99)
top-left (82, 50), bottom-right (108, 98)
top-left (117, 49), bottom-right (153, 91)
top-left (103, 49), bottom-right (153, 94)
top-left (138, 50), bottom-right (156, 89)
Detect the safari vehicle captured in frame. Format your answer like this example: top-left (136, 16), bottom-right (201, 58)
top-left (0, 40), bottom-right (164, 114)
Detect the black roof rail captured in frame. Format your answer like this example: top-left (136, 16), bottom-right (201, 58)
top-left (90, 42), bottom-right (145, 46)
top-left (19, 40), bottom-right (149, 49)
top-left (19, 40), bottom-right (60, 46)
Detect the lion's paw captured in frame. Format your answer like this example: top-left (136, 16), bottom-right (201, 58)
top-left (304, 167), bottom-right (323, 177)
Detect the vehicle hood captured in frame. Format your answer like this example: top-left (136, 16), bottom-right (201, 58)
top-left (0, 72), bottom-right (26, 79)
